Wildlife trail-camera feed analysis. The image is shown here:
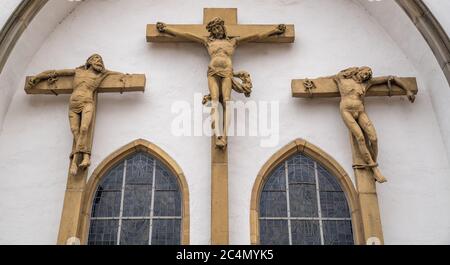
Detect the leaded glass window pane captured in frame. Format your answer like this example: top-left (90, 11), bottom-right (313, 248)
top-left (123, 185), bottom-right (152, 217)
top-left (260, 191), bottom-right (287, 217)
top-left (152, 219), bottom-right (182, 245)
top-left (259, 153), bottom-right (354, 245)
top-left (126, 153), bottom-right (154, 185)
top-left (91, 190), bottom-right (122, 218)
top-left (120, 220), bottom-right (150, 245)
top-left (88, 220), bottom-right (119, 245)
top-left (154, 191), bottom-right (182, 216)
top-left (291, 221), bottom-right (321, 245)
top-left (323, 221), bottom-right (354, 245)
top-left (260, 220), bottom-right (289, 245)
top-left (88, 151), bottom-right (183, 245)
top-left (289, 184), bottom-right (318, 217)
top-left (320, 191), bottom-right (350, 218)
top-left (288, 154), bottom-right (316, 184)
top-left (263, 165), bottom-right (286, 191)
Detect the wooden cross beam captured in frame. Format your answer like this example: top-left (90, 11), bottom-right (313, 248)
top-left (147, 8), bottom-right (295, 43)
top-left (24, 56), bottom-right (146, 245)
top-left (25, 74), bottom-right (145, 95)
top-left (292, 70), bottom-right (418, 245)
top-left (292, 77), bottom-right (418, 98)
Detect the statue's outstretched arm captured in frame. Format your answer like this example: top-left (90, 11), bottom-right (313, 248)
top-left (105, 70), bottom-right (124, 76)
top-left (367, 76), bottom-right (390, 88)
top-left (235, 24), bottom-right (286, 45)
top-left (156, 22), bottom-right (207, 45)
top-left (95, 70), bottom-right (125, 86)
top-left (35, 69), bottom-right (76, 80)
top-left (27, 69), bottom-right (76, 89)
top-left (368, 76), bottom-right (416, 102)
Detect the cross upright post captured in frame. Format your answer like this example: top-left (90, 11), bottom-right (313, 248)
top-left (148, 8), bottom-right (295, 244)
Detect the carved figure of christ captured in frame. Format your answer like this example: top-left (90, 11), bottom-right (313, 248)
top-left (151, 9), bottom-right (293, 149)
top-left (292, 67), bottom-right (417, 183)
top-left (26, 54), bottom-right (146, 176)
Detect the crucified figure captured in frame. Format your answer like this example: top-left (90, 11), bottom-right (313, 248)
top-left (27, 54), bottom-right (124, 176)
top-left (333, 67), bottom-right (416, 183)
top-left (157, 18), bottom-right (286, 149)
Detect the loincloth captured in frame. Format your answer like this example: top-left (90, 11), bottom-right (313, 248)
top-left (207, 67), bottom-right (233, 78)
top-left (69, 97), bottom-right (94, 114)
top-left (206, 67), bottom-right (253, 99)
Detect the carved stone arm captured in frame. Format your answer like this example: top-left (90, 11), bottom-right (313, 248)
top-left (156, 22), bottom-right (207, 45)
top-left (368, 76), bottom-right (416, 102)
top-left (35, 69), bottom-right (75, 80)
top-left (27, 69), bottom-right (76, 89)
top-left (236, 24), bottom-right (286, 45)
top-left (95, 70), bottom-right (125, 87)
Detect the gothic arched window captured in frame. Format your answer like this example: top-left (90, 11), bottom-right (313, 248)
top-left (87, 151), bottom-right (183, 245)
top-left (258, 152), bottom-right (355, 245)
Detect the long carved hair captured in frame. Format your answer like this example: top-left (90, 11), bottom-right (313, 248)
top-left (337, 66), bottom-right (372, 83)
top-left (206, 17), bottom-right (229, 40)
top-left (78, 54), bottom-right (106, 73)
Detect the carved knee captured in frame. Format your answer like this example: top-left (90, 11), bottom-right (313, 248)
top-left (71, 128), bottom-right (79, 136)
top-left (80, 125), bottom-right (89, 134)
top-left (355, 135), bottom-right (366, 144)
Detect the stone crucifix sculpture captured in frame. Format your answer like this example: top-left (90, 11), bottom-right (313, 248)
top-left (25, 54), bottom-right (146, 244)
top-left (155, 15), bottom-right (287, 148)
top-left (26, 54), bottom-right (145, 176)
top-left (147, 8), bottom-right (294, 244)
top-left (292, 66), bottom-right (418, 243)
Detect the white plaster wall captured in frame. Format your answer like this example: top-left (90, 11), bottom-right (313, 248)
top-left (0, 0), bottom-right (21, 28)
top-left (355, 0), bottom-right (450, 243)
top-left (424, 0), bottom-right (450, 37)
top-left (0, 1), bottom-right (79, 131)
top-left (357, 0), bottom-right (450, 162)
top-left (0, 0), bottom-right (449, 245)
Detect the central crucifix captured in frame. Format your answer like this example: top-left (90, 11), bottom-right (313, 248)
top-left (147, 8), bottom-right (294, 244)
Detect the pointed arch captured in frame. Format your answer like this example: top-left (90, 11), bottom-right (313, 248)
top-left (250, 139), bottom-right (364, 245)
top-left (78, 139), bottom-right (190, 245)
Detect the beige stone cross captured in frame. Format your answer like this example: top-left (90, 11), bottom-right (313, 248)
top-left (24, 54), bottom-right (146, 244)
top-left (147, 8), bottom-right (295, 43)
top-left (148, 8), bottom-right (294, 245)
top-left (292, 67), bottom-right (418, 244)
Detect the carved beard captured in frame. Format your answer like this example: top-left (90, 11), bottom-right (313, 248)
top-left (355, 73), bottom-right (371, 83)
top-left (211, 27), bottom-right (225, 39)
top-left (92, 63), bottom-right (104, 72)
top-left (214, 32), bottom-right (225, 39)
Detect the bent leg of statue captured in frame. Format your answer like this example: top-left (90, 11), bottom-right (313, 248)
top-left (69, 110), bottom-right (81, 143)
top-left (342, 111), bottom-right (374, 164)
top-left (69, 110), bottom-right (81, 176)
top-left (208, 76), bottom-right (223, 148)
top-left (77, 103), bottom-right (94, 169)
top-left (219, 77), bottom-right (233, 149)
top-left (342, 111), bottom-right (386, 183)
top-left (358, 112), bottom-right (378, 162)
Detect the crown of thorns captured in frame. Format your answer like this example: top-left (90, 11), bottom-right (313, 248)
top-left (206, 17), bottom-right (225, 31)
top-left (339, 66), bottom-right (372, 79)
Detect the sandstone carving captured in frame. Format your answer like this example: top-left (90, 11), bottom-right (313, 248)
top-left (292, 67), bottom-right (418, 183)
top-left (25, 54), bottom-right (146, 176)
top-left (156, 20), bottom-right (285, 148)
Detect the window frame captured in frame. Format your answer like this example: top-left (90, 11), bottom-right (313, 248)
top-left (250, 139), bottom-right (364, 245)
top-left (79, 139), bottom-right (190, 245)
